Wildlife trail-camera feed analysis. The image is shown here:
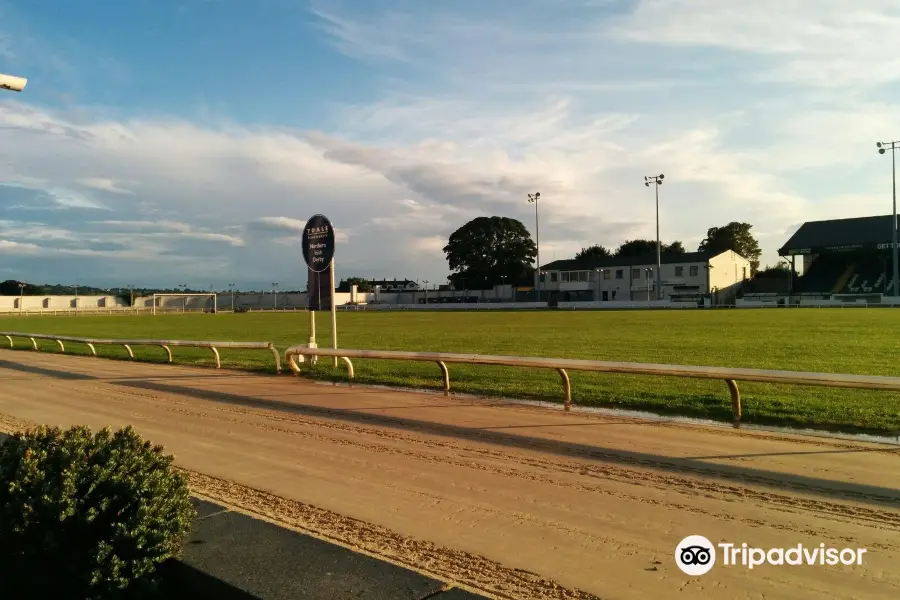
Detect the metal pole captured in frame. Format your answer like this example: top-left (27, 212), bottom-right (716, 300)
top-left (655, 183), bottom-right (662, 301)
top-left (330, 259), bottom-right (337, 367)
top-left (19, 284), bottom-right (23, 316)
top-left (893, 145), bottom-right (898, 297)
top-left (535, 197), bottom-right (540, 301)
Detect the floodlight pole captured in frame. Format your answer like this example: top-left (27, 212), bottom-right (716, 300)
top-left (528, 192), bottom-right (541, 301)
top-left (877, 141), bottom-right (900, 297)
top-left (644, 174), bottom-right (665, 301)
top-left (18, 282), bottom-right (24, 316)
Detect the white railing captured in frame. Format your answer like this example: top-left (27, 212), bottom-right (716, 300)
top-left (1, 332), bottom-right (281, 373)
top-left (283, 345), bottom-right (900, 427)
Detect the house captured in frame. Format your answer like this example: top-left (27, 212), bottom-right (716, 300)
top-left (538, 250), bottom-right (751, 302)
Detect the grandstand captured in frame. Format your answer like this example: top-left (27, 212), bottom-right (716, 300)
top-left (779, 214), bottom-right (898, 302)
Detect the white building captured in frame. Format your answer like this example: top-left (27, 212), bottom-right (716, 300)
top-left (539, 250), bottom-right (751, 303)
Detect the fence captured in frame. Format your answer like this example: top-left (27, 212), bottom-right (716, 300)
top-left (283, 345), bottom-right (900, 427)
top-left (1, 332), bottom-right (281, 373)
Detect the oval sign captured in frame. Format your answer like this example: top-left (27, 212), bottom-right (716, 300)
top-left (301, 214), bottom-right (336, 273)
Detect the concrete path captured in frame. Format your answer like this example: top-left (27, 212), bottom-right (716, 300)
top-left (0, 350), bottom-right (898, 599)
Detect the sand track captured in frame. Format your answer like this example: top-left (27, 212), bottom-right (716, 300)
top-left (0, 350), bottom-right (898, 599)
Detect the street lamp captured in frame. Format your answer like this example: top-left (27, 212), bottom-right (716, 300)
top-left (644, 174), bottom-right (665, 300)
top-left (527, 192), bottom-right (541, 300)
top-left (877, 141), bottom-right (899, 297)
top-left (18, 282), bottom-right (25, 316)
top-left (272, 282), bottom-right (279, 310)
top-left (229, 283), bottom-right (236, 311)
top-left (422, 280), bottom-right (429, 304)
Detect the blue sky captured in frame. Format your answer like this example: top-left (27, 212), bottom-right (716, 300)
top-left (3, 0), bottom-right (900, 289)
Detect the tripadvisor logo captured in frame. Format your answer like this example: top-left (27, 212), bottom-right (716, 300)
top-left (675, 536), bottom-right (867, 575)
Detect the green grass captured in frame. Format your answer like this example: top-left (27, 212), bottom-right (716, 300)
top-left (1, 309), bottom-right (899, 435)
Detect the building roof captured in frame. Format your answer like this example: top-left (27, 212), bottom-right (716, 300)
top-left (779, 214), bottom-right (897, 255)
top-left (540, 251), bottom-right (716, 272)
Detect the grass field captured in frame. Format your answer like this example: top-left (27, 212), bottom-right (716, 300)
top-left (1, 309), bottom-right (899, 435)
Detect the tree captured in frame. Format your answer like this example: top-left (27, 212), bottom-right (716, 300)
top-left (613, 239), bottom-right (686, 258)
top-left (697, 222), bottom-right (762, 273)
top-left (0, 280), bottom-right (42, 296)
top-left (443, 216), bottom-right (537, 289)
top-left (575, 245), bottom-right (612, 261)
top-left (665, 240), bottom-right (686, 254)
top-left (343, 277), bottom-right (373, 292)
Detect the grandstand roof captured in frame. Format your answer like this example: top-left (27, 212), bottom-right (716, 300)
top-left (779, 214), bottom-right (898, 256)
top-left (540, 251), bottom-right (715, 272)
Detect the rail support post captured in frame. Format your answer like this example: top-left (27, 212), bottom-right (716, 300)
top-left (286, 351), bottom-right (301, 374)
top-left (210, 346), bottom-right (221, 368)
top-left (269, 345), bottom-right (282, 374)
top-left (725, 379), bottom-right (741, 427)
top-left (557, 368), bottom-right (572, 411)
top-left (341, 356), bottom-right (354, 380)
top-left (122, 344), bottom-right (134, 359)
top-left (160, 345), bottom-right (173, 363)
top-left (437, 361), bottom-right (450, 396)
top-left (29, 337), bottom-right (37, 350)
top-left (4, 335), bottom-right (12, 348)
top-left (86, 343), bottom-right (97, 356)
top-left (55, 339), bottom-right (65, 352)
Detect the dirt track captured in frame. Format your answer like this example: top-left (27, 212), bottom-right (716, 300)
top-left (0, 350), bottom-right (898, 599)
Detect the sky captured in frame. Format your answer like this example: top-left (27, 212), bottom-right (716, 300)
top-left (3, 0), bottom-right (900, 290)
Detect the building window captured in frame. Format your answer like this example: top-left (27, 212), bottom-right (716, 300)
top-left (631, 268), bottom-right (640, 279)
top-left (675, 266), bottom-right (684, 276)
top-left (561, 272), bottom-right (570, 282)
top-left (578, 271), bottom-right (589, 282)
top-left (550, 272), bottom-right (558, 282)
top-left (615, 269), bottom-right (624, 279)
top-left (539, 273), bottom-right (546, 282)
top-left (646, 269), bottom-right (653, 279)
top-left (690, 265), bottom-right (699, 276)
top-left (603, 270), bottom-right (611, 280)
top-left (742, 266), bottom-right (748, 280)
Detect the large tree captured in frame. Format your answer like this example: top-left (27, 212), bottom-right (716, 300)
top-left (443, 216), bottom-right (537, 289)
top-left (697, 222), bottom-right (762, 273)
top-left (575, 244), bottom-right (612, 261)
top-left (614, 239), bottom-right (686, 258)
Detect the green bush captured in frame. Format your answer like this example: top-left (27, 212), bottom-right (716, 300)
top-left (0, 424), bottom-right (197, 599)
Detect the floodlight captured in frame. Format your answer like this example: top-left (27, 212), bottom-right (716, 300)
top-left (877, 142), bottom-right (883, 148)
top-left (880, 148), bottom-right (886, 155)
top-left (645, 182), bottom-right (650, 187)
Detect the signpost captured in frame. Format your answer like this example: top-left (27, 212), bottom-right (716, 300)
top-left (301, 214), bottom-right (337, 367)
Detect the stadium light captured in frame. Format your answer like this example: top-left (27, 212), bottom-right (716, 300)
top-left (877, 141), bottom-right (900, 297)
top-left (272, 282), bottom-right (279, 311)
top-left (18, 282), bottom-right (25, 316)
top-left (527, 192), bottom-right (541, 301)
top-left (644, 174), bottom-right (665, 301)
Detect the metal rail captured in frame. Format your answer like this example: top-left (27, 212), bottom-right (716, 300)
top-left (1, 332), bottom-right (281, 373)
top-left (284, 345), bottom-right (900, 427)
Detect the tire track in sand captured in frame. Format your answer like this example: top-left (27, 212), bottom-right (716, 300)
top-left (0, 411), bottom-right (601, 600)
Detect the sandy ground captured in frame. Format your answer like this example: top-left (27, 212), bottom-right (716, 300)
top-left (0, 350), bottom-right (898, 600)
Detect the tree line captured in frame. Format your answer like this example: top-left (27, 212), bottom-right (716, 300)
top-left (440, 217), bottom-right (762, 290)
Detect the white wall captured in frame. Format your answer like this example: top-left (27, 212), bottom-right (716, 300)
top-left (708, 250), bottom-right (752, 301)
top-left (0, 295), bottom-right (130, 313)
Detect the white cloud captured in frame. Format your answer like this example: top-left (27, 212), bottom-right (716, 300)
top-left (612, 0), bottom-right (900, 88)
top-left (3, 0), bottom-right (900, 288)
top-left (77, 178), bottom-right (135, 195)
